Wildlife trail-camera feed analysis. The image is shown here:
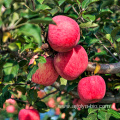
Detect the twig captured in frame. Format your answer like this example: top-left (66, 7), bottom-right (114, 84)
top-left (31, 0), bottom-right (35, 10)
top-left (72, 6), bottom-right (79, 15)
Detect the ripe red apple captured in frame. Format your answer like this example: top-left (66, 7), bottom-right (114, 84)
top-left (32, 57), bottom-right (59, 86)
top-left (59, 101), bottom-right (65, 105)
top-left (6, 105), bottom-right (15, 113)
top-left (54, 45), bottom-right (88, 80)
top-left (77, 75), bottom-right (106, 103)
top-left (18, 109), bottom-right (40, 120)
top-left (55, 107), bottom-right (61, 115)
top-left (47, 98), bottom-right (55, 108)
top-left (48, 15), bottom-right (80, 52)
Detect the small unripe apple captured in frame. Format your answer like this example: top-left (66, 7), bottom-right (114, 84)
top-left (18, 109), bottom-right (40, 120)
top-left (55, 107), bottom-right (61, 115)
top-left (6, 105), bottom-right (15, 113)
top-left (32, 57), bottom-right (59, 86)
top-left (57, 97), bottom-right (61, 102)
top-left (54, 45), bottom-right (88, 80)
top-left (77, 75), bottom-right (106, 103)
top-left (48, 15), bottom-right (80, 52)
top-left (47, 98), bottom-right (55, 108)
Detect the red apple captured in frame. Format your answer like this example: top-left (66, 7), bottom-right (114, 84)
top-left (54, 45), bottom-right (88, 80)
top-left (61, 113), bottom-right (66, 119)
top-left (77, 75), bottom-right (106, 103)
top-left (57, 97), bottom-right (61, 102)
top-left (55, 107), bottom-right (61, 115)
top-left (6, 105), bottom-right (15, 113)
top-left (6, 98), bottom-right (16, 105)
top-left (59, 101), bottom-right (65, 105)
top-left (48, 15), bottom-right (80, 52)
top-left (47, 98), bottom-right (55, 108)
top-left (32, 57), bottom-right (59, 86)
top-left (37, 90), bottom-right (46, 98)
top-left (18, 109), bottom-right (40, 120)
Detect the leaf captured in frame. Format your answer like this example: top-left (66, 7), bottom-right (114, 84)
top-left (0, 94), bottom-right (5, 108)
top-left (3, 60), bottom-right (19, 82)
top-left (111, 27), bottom-right (120, 39)
top-left (94, 63), bottom-right (101, 74)
top-left (2, 32), bottom-right (12, 43)
top-left (107, 109), bottom-right (120, 119)
top-left (83, 114), bottom-right (97, 120)
top-left (85, 38), bottom-right (99, 46)
top-left (67, 83), bottom-right (78, 92)
top-left (2, 85), bottom-right (11, 95)
top-left (82, 0), bottom-right (99, 9)
top-left (37, 4), bottom-right (51, 10)
top-left (82, 14), bottom-right (95, 22)
top-left (8, 42), bottom-right (19, 51)
top-left (37, 0), bottom-right (44, 4)
top-left (116, 38), bottom-right (120, 42)
top-left (36, 101), bottom-right (47, 109)
top-left (29, 17), bottom-right (55, 25)
top-left (114, 85), bottom-right (120, 90)
top-left (19, 24), bottom-right (42, 46)
top-left (21, 43), bottom-right (35, 53)
top-left (4, 0), bottom-right (13, 8)
top-left (36, 56), bottom-right (46, 63)
top-left (27, 89), bottom-right (37, 104)
top-left (27, 65), bottom-right (38, 80)
top-left (98, 111), bottom-right (111, 120)
top-left (60, 78), bottom-right (67, 86)
top-left (80, 22), bottom-right (98, 28)
top-left (88, 108), bottom-right (98, 114)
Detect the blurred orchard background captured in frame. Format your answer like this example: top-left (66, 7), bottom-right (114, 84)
top-left (1, 0), bottom-right (120, 120)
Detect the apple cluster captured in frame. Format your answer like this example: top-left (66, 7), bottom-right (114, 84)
top-left (26, 15), bottom-right (106, 119)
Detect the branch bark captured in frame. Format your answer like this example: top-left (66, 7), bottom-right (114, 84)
top-left (87, 62), bottom-right (120, 74)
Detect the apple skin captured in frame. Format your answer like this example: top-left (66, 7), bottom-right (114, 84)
top-left (55, 107), bottom-right (61, 115)
top-left (47, 98), bottom-right (55, 108)
top-left (32, 57), bottom-right (59, 86)
top-left (48, 15), bottom-right (80, 52)
top-left (54, 45), bottom-right (88, 80)
top-left (18, 109), bottom-right (40, 120)
top-left (6, 105), bottom-right (15, 113)
top-left (77, 75), bottom-right (106, 103)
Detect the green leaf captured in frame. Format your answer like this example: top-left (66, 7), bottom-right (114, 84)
top-left (80, 22), bottom-right (98, 28)
top-left (83, 114), bottom-right (97, 120)
top-left (85, 38), bottom-right (99, 46)
top-left (3, 60), bottom-right (19, 82)
top-left (21, 43), bottom-right (35, 53)
top-left (27, 65), bottom-right (38, 80)
top-left (19, 24), bottom-right (42, 46)
top-left (107, 109), bottom-right (120, 119)
top-left (0, 94), bottom-right (5, 108)
top-left (88, 108), bottom-right (98, 114)
top-left (37, 4), bottom-right (51, 10)
top-left (111, 27), bottom-right (120, 39)
top-left (37, 0), bottom-right (44, 4)
top-left (29, 17), bottom-right (55, 25)
top-left (98, 111), bottom-right (111, 120)
top-left (36, 101), bottom-right (47, 109)
top-left (4, 0), bottom-right (13, 8)
top-left (27, 89), bottom-right (37, 104)
top-left (116, 38), bottom-right (120, 42)
top-left (36, 56), bottom-right (46, 63)
top-left (82, 0), bottom-right (99, 9)
top-left (95, 50), bottom-right (107, 56)
top-left (8, 42), bottom-right (19, 51)
top-left (82, 14), bottom-right (95, 22)
top-left (60, 78), bottom-right (67, 86)
top-left (67, 83), bottom-right (78, 92)
top-left (2, 85), bottom-right (10, 95)
top-left (114, 85), bottom-right (120, 90)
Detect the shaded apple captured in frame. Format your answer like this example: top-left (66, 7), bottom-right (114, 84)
top-left (32, 56), bottom-right (59, 86)
top-left (48, 15), bottom-right (80, 52)
top-left (18, 109), bottom-right (40, 120)
top-left (77, 75), bottom-right (106, 103)
top-left (54, 45), bottom-right (88, 80)
top-left (37, 90), bottom-right (46, 98)
top-left (47, 98), bottom-right (55, 108)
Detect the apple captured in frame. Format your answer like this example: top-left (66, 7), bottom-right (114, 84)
top-left (61, 113), bottom-right (66, 119)
top-left (18, 109), bottom-right (40, 120)
top-left (47, 98), bottom-right (55, 108)
top-left (32, 56), bottom-right (59, 86)
top-left (6, 105), bottom-right (15, 113)
top-left (72, 98), bottom-right (88, 110)
top-left (59, 101), bottom-right (65, 105)
top-left (77, 75), bottom-right (106, 103)
top-left (57, 97), bottom-right (61, 102)
top-left (48, 15), bottom-right (80, 52)
top-left (37, 90), bottom-right (46, 98)
top-left (55, 107), bottom-right (61, 115)
top-left (54, 45), bottom-right (88, 80)
top-left (6, 98), bottom-right (16, 105)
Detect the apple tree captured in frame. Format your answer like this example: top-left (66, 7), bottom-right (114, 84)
top-left (0, 0), bottom-right (120, 120)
